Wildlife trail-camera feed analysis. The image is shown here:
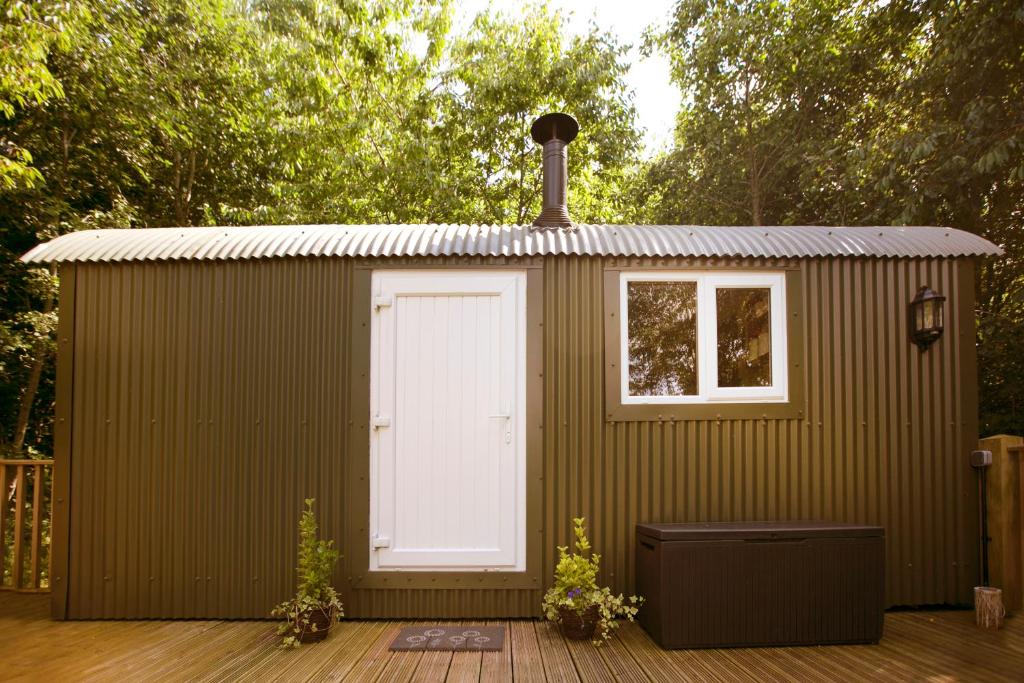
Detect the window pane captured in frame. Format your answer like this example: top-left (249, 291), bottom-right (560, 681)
top-left (716, 288), bottom-right (771, 387)
top-left (627, 281), bottom-right (698, 396)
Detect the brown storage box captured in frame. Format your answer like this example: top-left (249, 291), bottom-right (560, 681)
top-left (635, 521), bottom-right (884, 648)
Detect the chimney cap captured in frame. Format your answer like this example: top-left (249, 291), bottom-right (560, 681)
top-left (531, 112), bottom-right (579, 145)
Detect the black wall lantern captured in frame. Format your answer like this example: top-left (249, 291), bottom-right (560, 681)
top-left (910, 285), bottom-right (945, 350)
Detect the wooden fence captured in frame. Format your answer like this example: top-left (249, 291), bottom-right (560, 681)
top-left (1, 459), bottom-right (53, 592)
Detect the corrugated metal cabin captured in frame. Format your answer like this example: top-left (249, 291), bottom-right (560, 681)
top-left (22, 114), bottom-right (1002, 620)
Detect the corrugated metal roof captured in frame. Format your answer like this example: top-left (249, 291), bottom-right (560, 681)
top-left (20, 224), bottom-right (1002, 263)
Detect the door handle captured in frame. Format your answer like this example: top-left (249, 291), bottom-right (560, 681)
top-left (488, 408), bottom-right (512, 443)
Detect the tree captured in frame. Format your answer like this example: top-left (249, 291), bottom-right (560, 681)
top-left (0, 0), bottom-right (645, 454)
top-left (644, 0), bottom-right (1024, 434)
top-left (641, 0), bottom-right (910, 225)
top-left (424, 6), bottom-right (639, 225)
top-left (861, 0), bottom-right (1024, 435)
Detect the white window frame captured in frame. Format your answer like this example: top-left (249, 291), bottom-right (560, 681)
top-left (620, 272), bottom-right (788, 405)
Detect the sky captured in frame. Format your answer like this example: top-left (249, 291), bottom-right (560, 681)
top-left (451, 0), bottom-right (681, 156)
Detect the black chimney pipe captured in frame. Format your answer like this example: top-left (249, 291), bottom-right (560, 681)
top-left (530, 112), bottom-right (579, 229)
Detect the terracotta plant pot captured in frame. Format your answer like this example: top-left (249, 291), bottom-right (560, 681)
top-left (557, 604), bottom-right (600, 641)
top-left (295, 604), bottom-right (336, 643)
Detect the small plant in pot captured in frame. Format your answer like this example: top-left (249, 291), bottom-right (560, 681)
top-left (271, 498), bottom-right (344, 647)
top-left (541, 517), bottom-right (642, 644)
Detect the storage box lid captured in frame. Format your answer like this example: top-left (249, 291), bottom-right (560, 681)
top-left (636, 521), bottom-right (884, 541)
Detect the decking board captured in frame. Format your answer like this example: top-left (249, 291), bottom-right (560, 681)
top-left (1, 593), bottom-right (1022, 681)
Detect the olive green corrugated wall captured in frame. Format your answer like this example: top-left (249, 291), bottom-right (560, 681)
top-left (540, 256), bottom-right (977, 610)
top-left (63, 259), bottom-right (353, 618)
top-left (57, 255), bottom-right (978, 618)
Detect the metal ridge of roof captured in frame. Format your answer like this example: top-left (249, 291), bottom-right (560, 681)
top-left (19, 224), bottom-right (1003, 264)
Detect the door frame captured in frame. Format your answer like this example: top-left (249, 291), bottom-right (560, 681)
top-left (346, 261), bottom-right (544, 591)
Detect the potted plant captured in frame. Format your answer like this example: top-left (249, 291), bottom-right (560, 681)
top-left (271, 498), bottom-right (344, 647)
top-left (541, 517), bottom-right (642, 644)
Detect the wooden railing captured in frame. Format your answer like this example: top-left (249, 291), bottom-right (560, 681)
top-left (1, 459), bottom-right (53, 592)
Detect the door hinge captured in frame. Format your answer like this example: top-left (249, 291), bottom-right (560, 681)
top-left (373, 296), bottom-right (393, 312)
top-left (371, 415), bottom-right (391, 430)
top-left (371, 536), bottom-right (391, 549)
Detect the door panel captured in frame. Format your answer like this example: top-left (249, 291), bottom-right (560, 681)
top-left (370, 271), bottom-right (526, 571)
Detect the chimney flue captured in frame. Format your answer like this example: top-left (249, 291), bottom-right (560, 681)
top-left (530, 112), bottom-right (579, 229)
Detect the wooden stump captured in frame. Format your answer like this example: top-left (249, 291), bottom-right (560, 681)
top-left (975, 586), bottom-right (1005, 630)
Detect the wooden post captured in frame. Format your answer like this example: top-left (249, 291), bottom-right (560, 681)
top-left (978, 434), bottom-right (1024, 613)
top-left (31, 464), bottom-right (43, 588)
top-left (12, 466), bottom-right (26, 590)
top-left (0, 464), bottom-right (8, 587)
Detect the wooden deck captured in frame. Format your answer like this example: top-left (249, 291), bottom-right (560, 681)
top-left (2, 593), bottom-right (1022, 681)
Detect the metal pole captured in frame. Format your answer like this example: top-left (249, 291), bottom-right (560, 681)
top-left (979, 467), bottom-right (990, 586)
top-left (970, 450), bottom-right (993, 587)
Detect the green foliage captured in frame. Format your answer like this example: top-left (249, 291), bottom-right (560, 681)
top-left (541, 517), bottom-right (642, 645)
top-left (271, 498), bottom-right (343, 648)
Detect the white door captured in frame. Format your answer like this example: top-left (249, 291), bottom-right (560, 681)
top-left (369, 271), bottom-right (526, 571)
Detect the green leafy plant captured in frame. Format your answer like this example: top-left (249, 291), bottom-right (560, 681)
top-left (270, 498), bottom-right (343, 647)
top-left (541, 517), bottom-right (642, 645)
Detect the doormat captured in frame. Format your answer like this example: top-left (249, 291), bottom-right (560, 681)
top-left (389, 625), bottom-right (505, 652)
